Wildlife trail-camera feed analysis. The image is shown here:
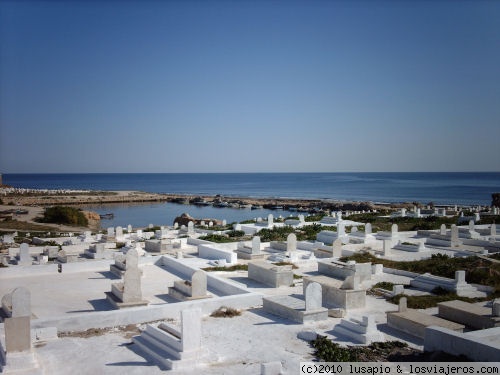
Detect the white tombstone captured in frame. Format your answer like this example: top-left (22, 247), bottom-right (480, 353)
top-left (127, 224), bottom-right (132, 233)
top-left (391, 224), bottom-right (398, 236)
top-left (174, 222), bottom-right (179, 229)
top-left (392, 285), bottom-right (404, 296)
top-left (365, 223), bottom-right (372, 235)
top-left (187, 221), bottom-right (194, 234)
top-left (233, 223), bottom-right (242, 231)
top-left (19, 243), bottom-right (31, 266)
top-left (116, 226), bottom-right (124, 240)
top-left (491, 223), bottom-right (496, 237)
top-left (383, 240), bottom-right (391, 256)
top-left (337, 222), bottom-right (346, 237)
top-left (305, 282), bottom-right (322, 311)
top-left (440, 224), bottom-right (446, 236)
top-left (469, 220), bottom-right (475, 231)
top-left (107, 227), bottom-right (115, 236)
top-left (337, 211), bottom-right (342, 221)
top-left (11, 287), bottom-right (31, 318)
top-left (191, 270), bottom-right (208, 298)
top-left (222, 219), bottom-right (227, 226)
top-left (492, 299), bottom-right (500, 317)
top-left (342, 275), bottom-right (360, 290)
top-left (474, 213), bottom-right (480, 222)
top-left (181, 308), bottom-right (202, 351)
top-left (332, 239), bottom-right (342, 258)
top-left (200, 221), bottom-right (205, 227)
top-left (286, 233), bottom-right (297, 252)
top-left (122, 249), bottom-right (142, 303)
top-left (252, 236), bottom-right (261, 254)
top-left (455, 270), bottom-right (466, 286)
top-left (398, 297), bottom-right (408, 312)
top-left (208, 221), bottom-right (213, 227)
top-left (267, 214), bottom-right (273, 226)
top-left (450, 225), bottom-right (459, 247)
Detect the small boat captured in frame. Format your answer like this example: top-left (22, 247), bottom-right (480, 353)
top-left (100, 213), bottom-right (114, 219)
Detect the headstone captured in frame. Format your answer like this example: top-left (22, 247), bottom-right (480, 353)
top-left (337, 211), bottom-right (342, 221)
top-left (107, 227), bottom-right (115, 236)
top-left (469, 220), bottom-right (475, 231)
top-left (191, 270), bottom-right (207, 297)
top-left (383, 240), bottom-right (391, 256)
top-left (342, 275), bottom-right (360, 290)
top-left (122, 249), bottom-right (142, 302)
top-left (222, 219), bottom-right (227, 226)
top-left (127, 224), bottom-right (132, 233)
top-left (187, 221), bottom-right (194, 234)
top-left (491, 223), bottom-right (496, 237)
top-left (200, 220), bottom-right (205, 227)
top-left (149, 224), bottom-right (153, 229)
top-left (455, 270), bottom-right (466, 285)
top-left (392, 285), bottom-right (404, 296)
top-left (286, 233), bottom-right (297, 252)
top-left (398, 297), bottom-right (407, 312)
top-left (181, 308), bottom-right (202, 351)
top-left (252, 236), bottom-right (261, 254)
top-left (305, 282), bottom-right (322, 311)
top-left (474, 213), bottom-right (480, 222)
top-left (450, 225), bottom-right (459, 247)
top-left (174, 222), bottom-right (178, 229)
top-left (391, 224), bottom-right (398, 236)
top-left (332, 239), bottom-right (342, 257)
top-left (11, 287), bottom-right (31, 318)
top-left (351, 226), bottom-right (358, 233)
top-left (116, 226), bottom-right (124, 238)
top-left (337, 222), bottom-right (346, 237)
top-left (233, 223), bottom-right (242, 231)
top-left (267, 214), bottom-right (273, 226)
top-left (440, 224), bottom-right (446, 236)
top-left (19, 243), bottom-right (31, 266)
top-left (257, 217), bottom-right (263, 223)
top-left (401, 208), bottom-right (406, 217)
top-left (208, 221), bottom-right (213, 227)
top-left (365, 223), bottom-right (372, 235)
top-left (493, 299), bottom-right (500, 317)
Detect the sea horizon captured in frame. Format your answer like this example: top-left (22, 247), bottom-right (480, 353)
top-left (2, 172), bottom-right (499, 207)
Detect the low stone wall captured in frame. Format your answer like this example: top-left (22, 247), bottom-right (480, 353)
top-left (424, 326), bottom-right (500, 362)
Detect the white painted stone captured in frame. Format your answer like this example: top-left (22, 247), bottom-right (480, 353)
top-left (305, 282), bottom-right (322, 311)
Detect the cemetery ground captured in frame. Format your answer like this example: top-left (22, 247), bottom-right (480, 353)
top-left (1, 195), bottom-right (500, 373)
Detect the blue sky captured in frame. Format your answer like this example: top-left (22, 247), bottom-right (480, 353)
top-left (1, 0), bottom-right (499, 173)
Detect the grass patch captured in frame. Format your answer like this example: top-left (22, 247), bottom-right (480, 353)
top-left (389, 293), bottom-right (478, 309)
top-left (0, 220), bottom-right (58, 231)
top-left (273, 261), bottom-right (298, 269)
top-left (311, 335), bottom-right (408, 362)
top-left (372, 281), bottom-right (395, 290)
top-left (293, 274), bottom-right (303, 279)
top-left (210, 306), bottom-right (241, 318)
top-left (203, 264), bottom-right (248, 272)
top-left (199, 234), bottom-right (235, 243)
top-left (341, 252), bottom-right (500, 293)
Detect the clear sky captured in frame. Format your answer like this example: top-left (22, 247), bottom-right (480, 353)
top-left (1, 0), bottom-right (499, 173)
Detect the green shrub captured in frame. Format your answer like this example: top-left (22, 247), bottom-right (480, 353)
top-left (199, 234), bottom-right (234, 243)
top-left (38, 206), bottom-right (88, 226)
top-left (227, 230), bottom-right (245, 238)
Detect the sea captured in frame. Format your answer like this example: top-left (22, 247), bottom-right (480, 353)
top-left (2, 173), bottom-right (499, 228)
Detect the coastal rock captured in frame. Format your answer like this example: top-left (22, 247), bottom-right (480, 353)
top-left (173, 213), bottom-right (221, 227)
top-left (82, 210), bottom-right (100, 230)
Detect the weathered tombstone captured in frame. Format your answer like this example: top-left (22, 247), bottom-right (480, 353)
top-left (332, 238), bottom-right (342, 257)
top-left (401, 208), bottom-right (406, 217)
top-left (474, 213), bottom-right (480, 222)
top-left (200, 220), bottom-right (206, 227)
top-left (286, 233), bottom-right (297, 252)
top-left (351, 226), bottom-right (358, 233)
top-left (233, 223), bottom-right (242, 231)
top-left (398, 297), bottom-right (407, 312)
top-left (222, 219), bottom-right (227, 226)
top-left (440, 224), bottom-right (446, 236)
top-left (191, 270), bottom-right (207, 298)
top-left (391, 224), bottom-right (398, 236)
top-left (256, 217), bottom-right (263, 223)
top-left (305, 282), bottom-right (322, 311)
top-left (187, 221), bottom-right (194, 234)
top-left (365, 223), bottom-right (372, 235)
top-left (491, 223), bottom-right (497, 237)
top-left (252, 236), bottom-right (261, 254)
top-left (11, 287), bottom-right (31, 318)
top-left (267, 214), bottom-right (273, 226)
top-left (208, 221), bottom-right (213, 227)
top-left (337, 211), bottom-right (342, 221)
top-left (173, 222), bottom-right (178, 229)
top-left (149, 224), bottom-right (154, 229)
top-left (107, 227), bottom-right (115, 236)
top-left (337, 222), bottom-right (346, 237)
top-left (18, 243), bottom-right (31, 266)
top-left (127, 224), bottom-right (132, 233)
